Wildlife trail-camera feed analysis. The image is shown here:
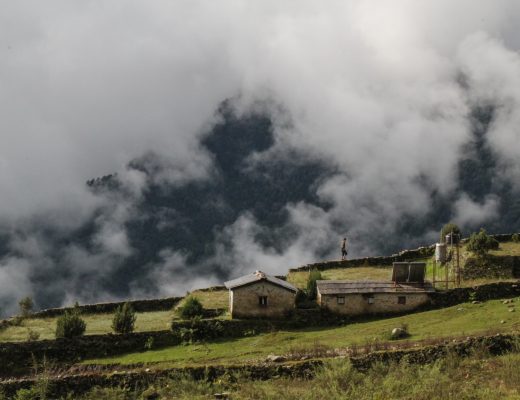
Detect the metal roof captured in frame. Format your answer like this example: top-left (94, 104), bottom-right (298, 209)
top-left (224, 271), bottom-right (297, 292)
top-left (316, 280), bottom-right (435, 295)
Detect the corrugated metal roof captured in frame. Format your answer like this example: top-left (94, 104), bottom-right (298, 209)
top-left (224, 271), bottom-right (297, 292)
top-left (316, 280), bottom-right (435, 295)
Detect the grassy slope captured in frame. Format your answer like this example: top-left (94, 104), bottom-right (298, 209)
top-left (84, 296), bottom-right (520, 366)
top-left (0, 311), bottom-right (175, 342)
top-left (287, 266), bottom-right (392, 289)
top-left (0, 288), bottom-right (230, 342)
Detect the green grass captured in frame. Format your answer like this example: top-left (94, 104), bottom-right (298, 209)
top-left (490, 241), bottom-right (520, 256)
top-left (176, 288), bottom-right (228, 311)
top-left (0, 310), bottom-right (175, 342)
top-left (0, 290), bottom-right (229, 343)
top-left (83, 296), bottom-right (520, 367)
top-left (287, 266), bottom-right (393, 289)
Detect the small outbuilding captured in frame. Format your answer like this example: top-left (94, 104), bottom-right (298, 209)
top-left (316, 280), bottom-right (434, 316)
top-left (225, 271), bottom-right (297, 319)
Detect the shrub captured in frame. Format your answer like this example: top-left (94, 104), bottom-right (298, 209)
top-left (144, 336), bottom-right (154, 350)
top-left (177, 296), bottom-right (204, 319)
top-left (14, 388), bottom-right (39, 400)
top-left (512, 233), bottom-right (520, 243)
top-left (306, 269), bottom-right (323, 300)
top-left (26, 329), bottom-right (40, 342)
top-left (19, 296), bottom-right (34, 318)
top-left (111, 302), bottom-right (137, 334)
top-left (55, 306), bottom-right (86, 339)
top-left (440, 222), bottom-right (461, 243)
top-left (467, 228), bottom-right (499, 258)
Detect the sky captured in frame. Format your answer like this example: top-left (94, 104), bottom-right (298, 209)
top-left (1, 1), bottom-right (520, 315)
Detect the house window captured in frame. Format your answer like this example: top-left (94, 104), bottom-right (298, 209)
top-left (259, 296), bottom-right (268, 307)
top-left (337, 296), bottom-right (345, 305)
top-left (398, 296), bottom-right (406, 305)
top-left (367, 296), bottom-right (375, 304)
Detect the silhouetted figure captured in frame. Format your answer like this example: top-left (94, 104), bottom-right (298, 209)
top-left (341, 237), bottom-right (348, 260)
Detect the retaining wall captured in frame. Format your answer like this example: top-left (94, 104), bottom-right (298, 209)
top-left (289, 245), bottom-right (436, 272)
top-left (31, 296), bottom-right (184, 318)
top-left (0, 360), bottom-right (322, 398)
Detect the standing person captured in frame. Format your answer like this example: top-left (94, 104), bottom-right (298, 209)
top-left (341, 237), bottom-right (348, 260)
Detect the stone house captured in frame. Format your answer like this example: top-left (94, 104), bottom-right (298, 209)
top-left (316, 280), bottom-right (434, 316)
top-left (224, 271), bottom-right (297, 319)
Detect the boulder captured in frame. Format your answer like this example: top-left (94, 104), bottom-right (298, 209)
top-left (391, 328), bottom-right (405, 339)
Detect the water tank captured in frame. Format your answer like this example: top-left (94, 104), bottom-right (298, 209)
top-left (445, 233), bottom-right (460, 245)
top-left (435, 243), bottom-right (447, 263)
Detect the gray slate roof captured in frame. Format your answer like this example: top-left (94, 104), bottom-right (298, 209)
top-left (316, 280), bottom-right (435, 295)
top-left (225, 271), bottom-right (297, 292)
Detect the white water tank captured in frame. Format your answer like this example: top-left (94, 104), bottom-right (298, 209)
top-left (435, 243), bottom-right (447, 263)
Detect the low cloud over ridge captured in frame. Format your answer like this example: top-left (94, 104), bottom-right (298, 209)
top-left (1, 1), bottom-right (520, 315)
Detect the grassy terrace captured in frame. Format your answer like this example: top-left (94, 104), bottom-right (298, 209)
top-left (288, 240), bottom-right (520, 290)
top-left (0, 288), bottom-right (230, 343)
top-left (287, 266), bottom-right (392, 289)
top-left (83, 296), bottom-right (520, 367)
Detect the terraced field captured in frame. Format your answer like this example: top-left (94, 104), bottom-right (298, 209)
top-left (84, 296), bottom-right (520, 367)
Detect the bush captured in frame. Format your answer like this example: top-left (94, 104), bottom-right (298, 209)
top-left (306, 269), bottom-right (323, 300)
top-left (19, 296), bottom-right (34, 318)
top-left (14, 388), bottom-right (39, 400)
top-left (467, 228), bottom-right (499, 258)
top-left (512, 233), bottom-right (520, 243)
top-left (111, 302), bottom-right (137, 334)
top-left (440, 223), bottom-right (461, 243)
top-left (177, 296), bottom-right (204, 319)
top-left (26, 329), bottom-right (40, 342)
top-left (55, 306), bottom-right (86, 339)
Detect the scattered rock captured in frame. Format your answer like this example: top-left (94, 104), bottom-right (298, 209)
top-left (391, 328), bottom-right (405, 339)
top-left (501, 320), bottom-right (506, 324)
top-left (214, 393), bottom-right (231, 399)
top-left (471, 301), bottom-right (480, 304)
top-left (457, 307), bottom-right (465, 311)
top-left (509, 309), bottom-right (515, 313)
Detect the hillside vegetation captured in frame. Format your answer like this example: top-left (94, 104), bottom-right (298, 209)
top-left (85, 297), bottom-right (520, 367)
top-left (66, 352), bottom-right (520, 400)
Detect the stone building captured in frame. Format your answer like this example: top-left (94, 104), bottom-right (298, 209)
top-left (224, 271), bottom-right (297, 319)
top-left (316, 280), bottom-right (434, 316)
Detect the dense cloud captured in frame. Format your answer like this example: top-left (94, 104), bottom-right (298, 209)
top-left (1, 1), bottom-right (520, 315)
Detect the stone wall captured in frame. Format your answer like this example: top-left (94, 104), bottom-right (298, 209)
top-left (320, 292), bottom-right (431, 316)
top-left (0, 360), bottom-right (322, 398)
top-left (350, 333), bottom-right (518, 371)
top-left (31, 296), bottom-right (184, 318)
top-left (428, 281), bottom-right (520, 309)
top-left (231, 281), bottom-right (296, 319)
top-left (0, 329), bottom-right (178, 377)
top-left (289, 245), bottom-right (436, 272)
top-left (462, 255), bottom-right (520, 280)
